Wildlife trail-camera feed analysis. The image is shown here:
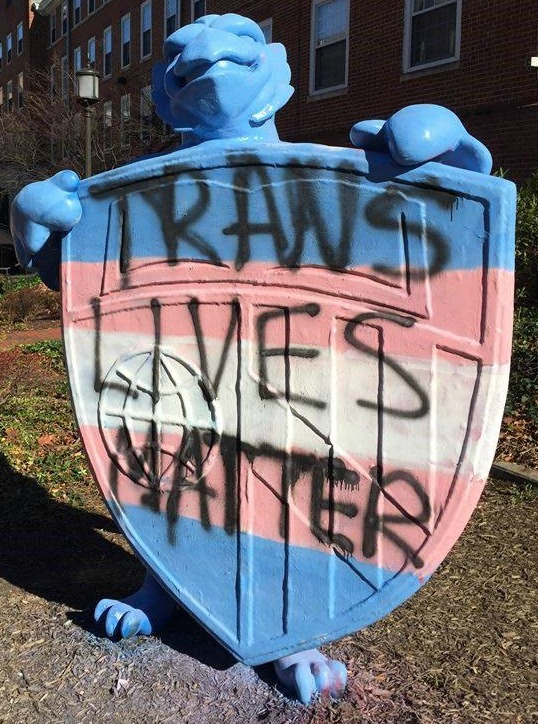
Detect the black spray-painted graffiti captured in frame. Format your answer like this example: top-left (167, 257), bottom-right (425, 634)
top-left (96, 297), bottom-right (432, 569)
top-left (111, 158), bottom-right (452, 279)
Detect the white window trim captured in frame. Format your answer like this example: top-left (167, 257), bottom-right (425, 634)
top-left (191, 0), bottom-right (206, 22)
top-left (61, 2), bottom-right (68, 37)
top-left (402, 0), bottom-right (462, 73)
top-left (309, 0), bottom-right (350, 97)
top-left (6, 80), bottom-right (13, 111)
top-left (88, 36), bottom-right (96, 67)
top-left (140, 84), bottom-right (153, 139)
top-left (50, 13), bottom-right (57, 46)
top-left (121, 13), bottom-right (131, 69)
top-left (73, 0), bottom-right (82, 26)
top-left (141, 0), bottom-right (153, 60)
top-left (17, 72), bottom-right (23, 108)
top-left (164, 0), bottom-right (180, 37)
top-left (17, 22), bottom-right (23, 56)
top-left (103, 26), bottom-right (112, 79)
top-left (87, 0), bottom-right (96, 15)
top-left (259, 18), bottom-right (273, 44)
top-left (6, 33), bottom-right (12, 64)
top-left (103, 100), bottom-right (112, 149)
top-left (61, 54), bottom-right (68, 100)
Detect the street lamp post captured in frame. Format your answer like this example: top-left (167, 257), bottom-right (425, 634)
top-left (75, 65), bottom-right (100, 178)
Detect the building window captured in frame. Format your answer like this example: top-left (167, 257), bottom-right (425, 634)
top-left (403, 0), bottom-right (462, 71)
top-left (50, 65), bottom-right (56, 96)
top-left (17, 22), bottom-right (23, 55)
top-left (0, 42), bottom-right (3, 71)
top-left (73, 46), bottom-right (81, 89)
top-left (259, 18), bottom-right (272, 43)
top-left (141, 1), bottom-right (152, 59)
top-left (121, 13), bottom-right (131, 68)
top-left (121, 93), bottom-right (131, 147)
top-left (103, 26), bottom-right (112, 78)
top-left (165, 0), bottom-right (180, 37)
top-left (140, 84), bottom-right (152, 139)
top-left (0, 87), bottom-right (3, 113)
top-left (88, 36), bottom-right (96, 67)
top-left (74, 0), bottom-right (82, 26)
top-left (88, 0), bottom-right (95, 13)
top-left (61, 54), bottom-right (69, 99)
top-left (50, 13), bottom-right (57, 44)
top-left (103, 100), bottom-right (112, 148)
top-left (6, 34), bottom-right (12, 64)
top-left (17, 72), bottom-right (23, 108)
top-left (7, 80), bottom-right (13, 112)
top-left (61, 2), bottom-right (68, 36)
top-left (310, 0), bottom-right (349, 94)
top-left (192, 0), bottom-right (205, 21)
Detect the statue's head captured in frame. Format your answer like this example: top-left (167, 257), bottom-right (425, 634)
top-left (152, 13), bottom-right (294, 143)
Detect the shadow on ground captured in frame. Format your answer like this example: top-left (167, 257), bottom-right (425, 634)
top-left (0, 451), bottom-right (247, 673)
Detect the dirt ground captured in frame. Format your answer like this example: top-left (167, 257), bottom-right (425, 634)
top-left (0, 331), bottom-right (537, 723)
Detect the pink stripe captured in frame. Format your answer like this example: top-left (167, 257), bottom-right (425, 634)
top-left (62, 263), bottom-right (513, 365)
top-left (79, 422), bottom-right (486, 577)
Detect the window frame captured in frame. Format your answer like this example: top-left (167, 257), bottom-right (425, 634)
top-left (16, 22), bottom-right (23, 56)
top-left (309, 0), bottom-right (350, 96)
top-left (73, 0), bottom-right (82, 26)
top-left (61, 2), bottom-right (68, 37)
top-left (402, 0), bottom-right (462, 73)
top-left (7, 80), bottom-right (13, 112)
top-left (165, 0), bottom-right (180, 38)
top-left (61, 54), bottom-right (69, 99)
top-left (6, 33), bottom-right (12, 64)
top-left (121, 12), bottom-right (131, 69)
top-left (87, 0), bottom-right (95, 14)
top-left (87, 36), bottom-right (96, 67)
top-left (259, 18), bottom-right (273, 44)
top-left (50, 12), bottom-right (57, 45)
top-left (103, 26), bottom-right (112, 79)
top-left (191, 0), bottom-right (205, 22)
top-left (0, 42), bottom-right (3, 71)
top-left (73, 46), bottom-right (82, 89)
top-left (17, 71), bottom-right (23, 109)
top-left (140, 0), bottom-right (153, 60)
top-left (103, 99), bottom-right (112, 149)
top-left (140, 84), bottom-right (153, 140)
top-left (120, 92), bottom-right (131, 147)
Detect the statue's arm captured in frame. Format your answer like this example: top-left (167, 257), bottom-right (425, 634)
top-left (351, 104), bottom-right (492, 174)
top-left (10, 170), bottom-right (82, 291)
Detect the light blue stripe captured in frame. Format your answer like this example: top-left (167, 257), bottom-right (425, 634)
top-left (111, 499), bottom-right (424, 665)
top-left (63, 144), bottom-right (515, 273)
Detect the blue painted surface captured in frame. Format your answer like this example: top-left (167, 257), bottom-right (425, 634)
top-left (61, 144), bottom-right (515, 273)
top-left (112, 500), bottom-right (423, 665)
top-left (8, 10), bottom-right (517, 700)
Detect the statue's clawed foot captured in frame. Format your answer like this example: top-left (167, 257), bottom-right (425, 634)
top-left (273, 649), bottom-right (347, 704)
top-left (94, 571), bottom-right (177, 639)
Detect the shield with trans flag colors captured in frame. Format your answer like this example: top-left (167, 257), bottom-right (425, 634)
top-left (61, 141), bottom-right (515, 664)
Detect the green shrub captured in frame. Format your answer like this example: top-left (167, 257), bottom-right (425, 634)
top-left (0, 284), bottom-right (60, 323)
top-left (0, 273), bottom-right (40, 297)
top-left (515, 173), bottom-right (538, 306)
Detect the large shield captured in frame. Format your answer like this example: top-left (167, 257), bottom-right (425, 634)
top-left (62, 144), bottom-right (515, 664)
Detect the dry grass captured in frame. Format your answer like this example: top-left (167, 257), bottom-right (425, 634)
top-left (0, 343), bottom-right (536, 722)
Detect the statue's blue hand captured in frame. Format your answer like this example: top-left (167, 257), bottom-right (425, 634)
top-left (10, 170), bottom-right (82, 290)
top-left (350, 104), bottom-right (492, 174)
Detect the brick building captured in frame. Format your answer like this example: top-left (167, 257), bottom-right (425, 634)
top-left (1, 0), bottom-right (538, 186)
